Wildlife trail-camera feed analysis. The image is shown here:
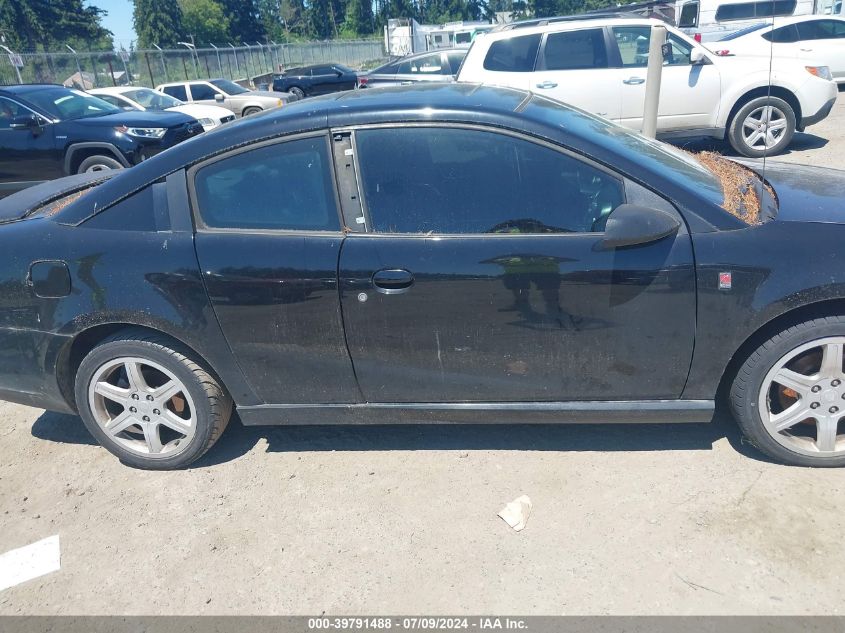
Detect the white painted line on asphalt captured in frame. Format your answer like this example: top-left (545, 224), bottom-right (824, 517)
top-left (0, 535), bottom-right (61, 592)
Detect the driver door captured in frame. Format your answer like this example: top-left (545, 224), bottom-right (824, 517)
top-left (0, 97), bottom-right (59, 195)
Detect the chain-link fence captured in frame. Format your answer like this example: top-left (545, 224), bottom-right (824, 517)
top-left (0, 40), bottom-right (387, 89)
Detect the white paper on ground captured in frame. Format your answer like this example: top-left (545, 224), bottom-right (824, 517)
top-left (0, 535), bottom-right (61, 592)
top-left (498, 495), bottom-right (532, 532)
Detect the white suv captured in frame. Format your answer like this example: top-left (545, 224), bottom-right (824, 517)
top-left (457, 16), bottom-right (838, 157)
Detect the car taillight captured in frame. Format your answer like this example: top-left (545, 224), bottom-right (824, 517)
top-left (358, 76), bottom-right (368, 87)
top-left (694, 33), bottom-right (702, 42)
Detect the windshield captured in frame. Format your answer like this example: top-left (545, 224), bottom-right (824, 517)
top-left (718, 22), bottom-right (769, 40)
top-left (124, 88), bottom-right (183, 110)
top-left (210, 79), bottom-right (249, 95)
top-left (21, 88), bottom-right (119, 120)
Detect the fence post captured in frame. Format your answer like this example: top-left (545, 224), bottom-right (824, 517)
top-left (143, 52), bottom-right (155, 87)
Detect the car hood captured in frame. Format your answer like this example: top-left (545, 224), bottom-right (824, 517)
top-left (737, 159), bottom-right (845, 224)
top-left (165, 104), bottom-right (232, 120)
top-left (67, 110), bottom-right (196, 127)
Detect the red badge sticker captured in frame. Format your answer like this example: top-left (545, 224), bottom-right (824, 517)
top-left (719, 272), bottom-right (732, 290)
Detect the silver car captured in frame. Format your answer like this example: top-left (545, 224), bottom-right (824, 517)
top-left (156, 79), bottom-right (296, 117)
top-left (357, 49), bottom-right (467, 89)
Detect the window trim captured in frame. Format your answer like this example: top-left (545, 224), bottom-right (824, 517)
top-left (186, 131), bottom-right (346, 235)
top-left (343, 122), bottom-right (627, 238)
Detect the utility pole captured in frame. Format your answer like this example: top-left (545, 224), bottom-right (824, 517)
top-left (641, 24), bottom-right (667, 139)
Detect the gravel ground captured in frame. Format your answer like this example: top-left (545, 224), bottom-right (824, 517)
top-left (1, 91), bottom-right (844, 616)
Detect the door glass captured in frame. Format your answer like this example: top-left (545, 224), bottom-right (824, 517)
top-left (193, 136), bottom-right (340, 231)
top-left (398, 53), bottom-right (444, 74)
top-left (483, 34), bottom-right (541, 71)
top-left (678, 2), bottom-right (699, 27)
top-left (189, 83), bottom-right (218, 100)
top-left (162, 85), bottom-right (188, 101)
top-left (355, 127), bottom-right (624, 235)
top-left (764, 24), bottom-right (799, 42)
top-left (542, 29), bottom-right (608, 70)
top-left (0, 97), bottom-right (30, 129)
top-left (613, 27), bottom-right (693, 66)
top-left (798, 19), bottom-right (843, 39)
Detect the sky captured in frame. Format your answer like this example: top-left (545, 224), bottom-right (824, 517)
top-left (86, 1), bottom-right (138, 49)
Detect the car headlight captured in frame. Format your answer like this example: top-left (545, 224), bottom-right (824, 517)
top-left (198, 118), bottom-right (215, 128)
top-left (115, 126), bottom-right (167, 139)
top-left (806, 66), bottom-right (833, 81)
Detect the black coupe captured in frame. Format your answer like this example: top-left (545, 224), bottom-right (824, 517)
top-left (271, 63), bottom-right (358, 99)
top-left (1, 83), bottom-right (844, 469)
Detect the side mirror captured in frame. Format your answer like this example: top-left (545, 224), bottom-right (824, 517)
top-left (690, 48), bottom-right (709, 65)
top-left (214, 93), bottom-right (224, 102)
top-left (599, 204), bottom-right (680, 249)
top-left (10, 114), bottom-right (40, 132)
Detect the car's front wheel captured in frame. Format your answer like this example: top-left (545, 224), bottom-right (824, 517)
top-left (731, 316), bottom-right (845, 466)
top-left (74, 330), bottom-right (232, 469)
top-left (727, 96), bottom-right (796, 158)
top-left (288, 86), bottom-right (305, 100)
top-left (77, 155), bottom-right (124, 174)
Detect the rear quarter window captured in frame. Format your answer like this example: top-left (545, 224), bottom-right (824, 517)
top-left (483, 34), bottom-right (541, 72)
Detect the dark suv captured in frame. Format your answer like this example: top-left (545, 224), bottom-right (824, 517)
top-left (0, 84), bottom-right (203, 198)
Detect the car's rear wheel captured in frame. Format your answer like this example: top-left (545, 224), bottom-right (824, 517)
top-left (241, 106), bottom-right (262, 117)
top-left (288, 86), bottom-right (305, 99)
top-left (727, 96), bottom-right (796, 158)
top-left (731, 317), bottom-right (845, 466)
top-left (74, 330), bottom-right (232, 470)
top-left (77, 155), bottom-right (123, 174)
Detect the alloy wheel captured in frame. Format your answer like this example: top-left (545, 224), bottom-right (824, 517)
top-left (742, 105), bottom-right (788, 150)
top-left (758, 337), bottom-right (845, 456)
top-left (87, 356), bottom-right (197, 458)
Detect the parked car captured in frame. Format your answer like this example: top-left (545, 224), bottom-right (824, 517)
top-left (457, 15), bottom-right (837, 157)
top-left (89, 86), bottom-right (236, 132)
top-left (676, 0), bottom-right (816, 42)
top-left (3, 83), bottom-right (845, 469)
top-left (272, 63), bottom-right (359, 99)
top-left (156, 79), bottom-right (295, 117)
top-left (0, 84), bottom-right (203, 198)
top-left (706, 16), bottom-right (845, 84)
top-left (357, 49), bottom-right (467, 89)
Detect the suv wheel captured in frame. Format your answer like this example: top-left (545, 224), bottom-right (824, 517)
top-left (730, 316), bottom-right (845, 466)
top-left (74, 330), bottom-right (232, 470)
top-left (727, 96), bottom-right (796, 158)
top-left (78, 155), bottom-right (124, 174)
top-left (288, 86), bottom-right (305, 99)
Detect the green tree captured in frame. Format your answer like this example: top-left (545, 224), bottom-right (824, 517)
top-left (0, 0), bottom-right (112, 51)
top-left (133, 0), bottom-right (185, 48)
top-left (221, 0), bottom-right (267, 42)
top-left (342, 0), bottom-right (374, 37)
top-left (179, 0), bottom-right (231, 44)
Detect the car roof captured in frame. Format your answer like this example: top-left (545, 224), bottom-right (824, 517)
top-left (1, 84), bottom-right (65, 95)
top-left (483, 15), bottom-right (669, 40)
top-left (491, 12), bottom-right (652, 32)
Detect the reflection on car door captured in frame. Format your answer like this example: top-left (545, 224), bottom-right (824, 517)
top-left (612, 26), bottom-right (721, 132)
top-left (532, 28), bottom-right (622, 121)
top-left (191, 133), bottom-right (359, 404)
top-left (0, 97), bottom-right (60, 194)
top-left (339, 125), bottom-right (696, 403)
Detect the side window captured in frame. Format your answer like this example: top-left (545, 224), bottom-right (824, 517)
top-left (678, 2), bottom-right (699, 28)
top-left (355, 127), bottom-right (624, 235)
top-left (189, 83), bottom-right (218, 101)
top-left (162, 85), bottom-right (188, 101)
top-left (193, 136), bottom-right (340, 231)
top-left (0, 97), bottom-right (29, 130)
top-left (764, 24), bottom-right (799, 42)
top-left (798, 19), bottom-right (845, 39)
top-left (446, 52), bottom-right (466, 74)
top-left (85, 186), bottom-right (159, 232)
top-left (399, 53), bottom-right (445, 74)
top-left (716, 0), bottom-right (797, 21)
top-left (613, 27), bottom-right (692, 66)
top-left (542, 29), bottom-right (608, 70)
top-left (483, 34), bottom-right (541, 72)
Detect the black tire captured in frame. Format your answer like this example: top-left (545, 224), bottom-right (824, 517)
top-left (288, 86), bottom-right (305, 100)
top-left (77, 155), bottom-right (124, 174)
top-left (730, 316), bottom-right (845, 467)
top-left (727, 95), bottom-right (796, 158)
top-left (241, 106), bottom-right (262, 117)
top-left (74, 329), bottom-right (232, 470)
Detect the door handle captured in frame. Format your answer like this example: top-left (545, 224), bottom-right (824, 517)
top-left (372, 268), bottom-right (414, 294)
top-left (623, 77), bottom-right (645, 85)
top-left (535, 81), bottom-right (558, 89)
